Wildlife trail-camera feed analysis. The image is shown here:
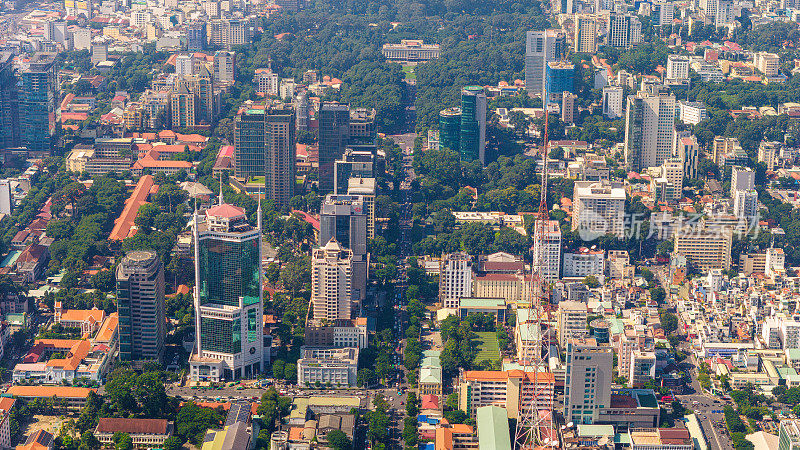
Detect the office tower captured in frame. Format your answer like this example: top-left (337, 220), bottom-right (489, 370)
top-left (525, 29), bottom-right (566, 98)
top-left (176, 55), bottom-right (194, 77)
top-left (91, 44), bottom-right (107, 66)
top-left (629, 350), bottom-right (656, 387)
top-left (574, 14), bottom-right (598, 53)
top-left (730, 166), bottom-right (755, 197)
top-left (557, 301), bottom-right (589, 348)
top-left (624, 90), bottom-right (676, 171)
top-left (564, 338), bottom-right (612, 425)
top-left (572, 180), bottom-right (626, 238)
top-left (562, 92), bottom-right (577, 124)
top-left (665, 55), bottom-right (689, 84)
top-left (320, 195), bottom-right (367, 302)
top-left (439, 252), bottom-right (473, 310)
top-left (348, 178), bottom-right (376, 240)
top-left (652, 1), bottom-right (674, 26)
top-left (170, 85), bottom-right (196, 129)
top-left (174, 66), bottom-right (214, 126)
top-left (295, 90), bottom-right (309, 132)
top-left (44, 21), bottom-right (68, 44)
top-left (607, 13), bottom-right (641, 48)
top-left (334, 148), bottom-right (375, 195)
top-left (715, 0), bottom-right (734, 27)
top-left (190, 202), bottom-right (263, 381)
top-left (311, 239), bottom-right (353, 320)
top-left (652, 158), bottom-right (683, 203)
top-left (116, 250), bottom-right (166, 363)
top-left (318, 102), bottom-right (351, 192)
top-left (72, 28), bottom-right (91, 50)
top-left (233, 104), bottom-right (296, 209)
top-left (187, 22), bottom-right (207, 51)
top-left (602, 86), bottom-right (623, 119)
top-left (209, 18), bottom-right (254, 49)
top-left (255, 69), bottom-right (279, 95)
top-left (545, 61), bottom-right (575, 105)
top-left (65, 0), bottom-right (92, 18)
top-left (533, 220), bottom-right (562, 281)
top-left (676, 135), bottom-right (699, 179)
top-left (21, 53), bottom-right (57, 155)
top-left (759, 141), bottom-right (780, 171)
top-left (0, 53), bottom-right (19, 150)
top-left (733, 189), bottom-right (758, 221)
top-left (439, 107), bottom-right (462, 152)
top-left (349, 108), bottom-right (376, 146)
top-left (779, 419), bottom-right (800, 450)
top-left (213, 51), bottom-right (235, 84)
top-left (460, 87), bottom-right (487, 164)
top-left (674, 224), bottom-right (732, 270)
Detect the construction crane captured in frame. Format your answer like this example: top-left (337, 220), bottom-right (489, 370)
top-left (513, 106), bottom-right (557, 449)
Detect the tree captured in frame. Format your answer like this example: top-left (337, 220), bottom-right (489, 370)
top-left (80, 431), bottom-right (101, 450)
top-left (162, 437), bottom-right (183, 450)
top-left (113, 432), bottom-right (133, 450)
top-left (660, 311), bottom-right (679, 335)
top-left (650, 287), bottom-right (666, 305)
top-left (272, 360), bottom-right (285, 379)
top-left (284, 363), bottom-right (297, 382)
top-left (583, 275), bottom-right (600, 288)
top-left (91, 270), bottom-right (115, 291)
top-left (175, 403), bottom-right (222, 445)
top-left (326, 429), bottom-right (351, 450)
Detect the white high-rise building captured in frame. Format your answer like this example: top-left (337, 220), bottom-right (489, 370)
top-left (652, 1), bottom-right (674, 26)
top-left (440, 252), bottom-right (473, 310)
top-left (311, 239), bottom-right (354, 321)
top-left (624, 90), bottom-right (676, 171)
top-left (572, 181), bottom-right (626, 239)
top-left (574, 14), bottom-right (598, 53)
top-left (602, 86), bottom-right (624, 119)
top-left (0, 180), bottom-right (11, 215)
top-left (754, 52), bottom-right (780, 78)
top-left (255, 69), bottom-right (280, 96)
top-left (525, 29), bottom-right (565, 97)
top-left (557, 301), bottom-right (589, 348)
top-left (781, 319), bottom-right (800, 350)
top-left (533, 220), bottom-right (562, 281)
top-left (175, 54), bottom-right (194, 77)
top-left (564, 338), bottom-right (612, 425)
top-left (766, 247), bottom-right (785, 278)
top-left (652, 158), bottom-right (683, 202)
top-left (733, 189), bottom-right (758, 221)
top-left (759, 141), bottom-right (780, 171)
top-left (212, 51), bottom-right (235, 84)
top-left (629, 350), bottom-right (657, 387)
top-left (665, 54), bottom-right (689, 84)
top-left (607, 13), bottom-right (641, 49)
top-left (715, 0), bottom-right (734, 28)
top-left (731, 166), bottom-right (755, 197)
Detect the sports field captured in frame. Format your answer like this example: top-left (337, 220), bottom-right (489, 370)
top-left (474, 332), bottom-right (500, 364)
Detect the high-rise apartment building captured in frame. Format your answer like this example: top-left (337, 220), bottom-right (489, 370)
top-left (213, 51), bottom-right (236, 84)
top-left (733, 189), bottom-right (758, 221)
top-left (602, 86), bottom-right (624, 119)
top-left (320, 195), bottom-right (367, 302)
top-left (533, 220), bottom-right (562, 281)
top-left (676, 135), bottom-right (699, 179)
top-left (190, 202), bottom-right (263, 382)
top-left (21, 53), bottom-right (57, 155)
top-left (347, 178), bottom-right (376, 240)
top-left (652, 1), bottom-right (674, 26)
top-left (318, 102), bottom-right (351, 192)
top-left (759, 141), bottom-right (780, 171)
top-left (574, 15), bottom-right (598, 53)
top-left (171, 85), bottom-right (196, 129)
top-left (572, 180), bottom-right (626, 239)
top-left (651, 158), bottom-right (683, 203)
top-left (607, 13), bottom-right (641, 49)
top-left (525, 30), bottom-right (566, 98)
top-left (564, 338), bottom-right (613, 425)
top-left (0, 53), bottom-right (19, 150)
top-left (562, 92), bottom-right (577, 123)
top-left (558, 301), bottom-right (589, 348)
top-left (439, 107), bottom-right (462, 152)
top-left (116, 250), bottom-right (166, 363)
top-left (624, 90), bottom-right (676, 171)
top-left (233, 104), bottom-right (295, 208)
top-left (459, 87), bottom-right (487, 164)
top-left (665, 54), bottom-right (689, 85)
top-left (311, 239), bottom-right (354, 321)
top-left (673, 224), bottom-right (732, 270)
top-left (440, 252), bottom-right (473, 310)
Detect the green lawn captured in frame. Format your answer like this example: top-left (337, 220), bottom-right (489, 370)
top-left (402, 65), bottom-right (416, 81)
top-left (474, 332), bottom-right (500, 364)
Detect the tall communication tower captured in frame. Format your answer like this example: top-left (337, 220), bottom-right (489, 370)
top-left (513, 108), bottom-right (557, 449)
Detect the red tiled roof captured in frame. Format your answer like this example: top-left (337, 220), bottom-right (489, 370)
top-left (108, 175), bottom-right (155, 241)
top-left (96, 418), bottom-right (168, 435)
top-left (206, 203), bottom-right (245, 219)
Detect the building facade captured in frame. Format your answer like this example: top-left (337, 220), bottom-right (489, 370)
top-left (311, 239), bottom-right (354, 321)
top-left (21, 53), bottom-right (57, 155)
top-left (116, 250), bottom-right (166, 363)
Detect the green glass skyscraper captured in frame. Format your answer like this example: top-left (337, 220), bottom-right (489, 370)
top-left (190, 201), bottom-right (264, 382)
top-left (459, 86), bottom-right (487, 164)
top-left (439, 107), bottom-right (461, 153)
top-left (21, 53), bottom-right (57, 155)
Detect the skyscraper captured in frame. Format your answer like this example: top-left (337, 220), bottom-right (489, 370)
top-left (213, 51), bottom-right (236, 84)
top-left (190, 202), bottom-right (263, 381)
top-left (439, 107), bottom-right (462, 152)
top-left (439, 252), bottom-right (473, 310)
top-left (564, 338), bottom-right (613, 425)
top-left (116, 250), bottom-right (166, 363)
top-left (459, 86), bottom-right (487, 164)
top-left (311, 239), bottom-right (353, 321)
top-left (21, 53), bottom-right (57, 155)
top-left (652, 1), bottom-right (674, 27)
top-left (533, 220), bottom-right (562, 281)
top-left (318, 102), bottom-right (351, 192)
top-left (234, 104), bottom-right (296, 209)
top-left (320, 195), bottom-right (367, 302)
top-left (574, 15), bottom-right (598, 53)
top-left (624, 90), bottom-right (676, 171)
top-left (602, 86), bottom-right (624, 119)
top-left (730, 166), bottom-right (755, 196)
top-left (174, 65), bottom-right (214, 126)
top-left (187, 22), bottom-right (207, 51)
top-left (607, 13), bottom-right (642, 49)
top-left (295, 90), bottom-right (309, 132)
top-left (572, 180), bottom-right (626, 239)
top-left (557, 301), bottom-right (589, 348)
top-left (0, 53), bottom-right (19, 150)
top-left (525, 30), bottom-right (566, 98)
top-left (544, 61), bottom-right (575, 105)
